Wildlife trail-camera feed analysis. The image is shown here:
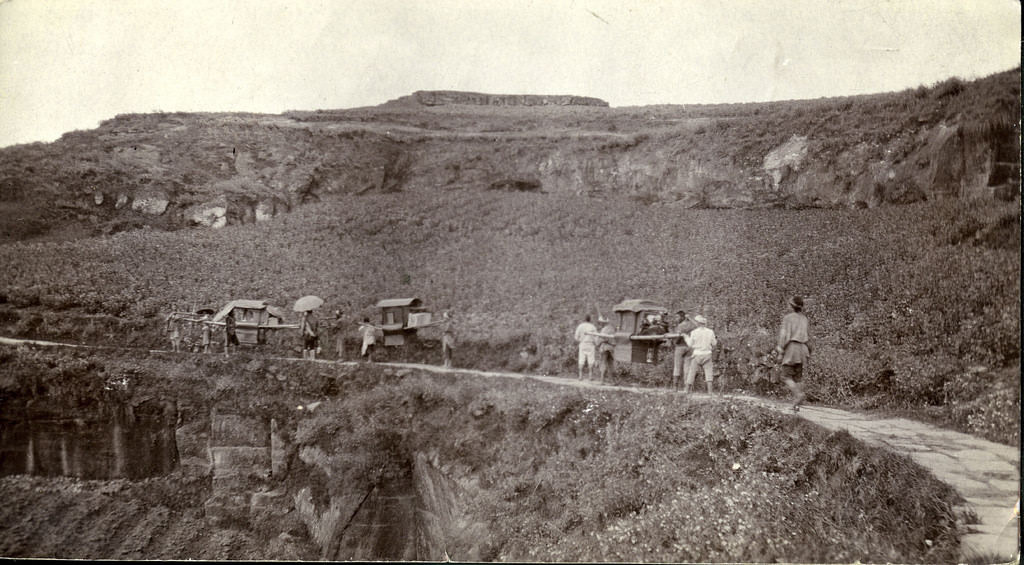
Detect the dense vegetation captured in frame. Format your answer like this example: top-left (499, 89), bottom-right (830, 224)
top-left (0, 347), bottom-right (966, 563)
top-left (0, 183), bottom-right (1018, 443)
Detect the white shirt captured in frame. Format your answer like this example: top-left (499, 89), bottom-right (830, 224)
top-left (574, 322), bottom-right (598, 345)
top-left (360, 325), bottom-right (377, 345)
top-left (686, 326), bottom-right (717, 355)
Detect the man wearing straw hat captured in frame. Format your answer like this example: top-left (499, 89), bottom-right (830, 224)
top-left (684, 314), bottom-right (718, 394)
top-left (775, 296), bottom-right (811, 411)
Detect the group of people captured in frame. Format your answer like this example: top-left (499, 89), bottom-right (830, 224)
top-left (167, 305), bottom-right (458, 366)
top-left (573, 296), bottom-right (811, 411)
top-left (299, 309), bottom-right (371, 362)
top-left (164, 311), bottom-right (214, 354)
top-left (166, 296), bottom-right (810, 410)
top-left (295, 309), bottom-right (457, 367)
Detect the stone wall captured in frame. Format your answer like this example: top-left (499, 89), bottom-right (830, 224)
top-left (203, 406), bottom-right (273, 527)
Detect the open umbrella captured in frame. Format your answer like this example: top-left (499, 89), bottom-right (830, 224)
top-left (293, 295), bottom-right (324, 312)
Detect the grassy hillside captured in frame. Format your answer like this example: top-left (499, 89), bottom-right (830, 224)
top-left (0, 189), bottom-right (1018, 442)
top-left (0, 68), bottom-right (1018, 442)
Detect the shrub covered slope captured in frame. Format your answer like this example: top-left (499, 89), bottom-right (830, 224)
top-left (0, 70), bottom-right (1018, 445)
top-left (0, 189), bottom-right (1019, 443)
top-left (0, 347), bottom-right (966, 563)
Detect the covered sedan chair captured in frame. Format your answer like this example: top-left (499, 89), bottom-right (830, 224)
top-left (611, 299), bottom-right (670, 364)
top-left (211, 299), bottom-right (293, 346)
top-left (375, 297), bottom-right (433, 346)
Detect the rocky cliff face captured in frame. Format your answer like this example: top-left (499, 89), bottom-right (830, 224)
top-left (392, 119), bottom-right (1017, 209)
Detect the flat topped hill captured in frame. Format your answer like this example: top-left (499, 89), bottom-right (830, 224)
top-left (0, 69), bottom-right (1018, 242)
top-left (383, 90), bottom-right (609, 107)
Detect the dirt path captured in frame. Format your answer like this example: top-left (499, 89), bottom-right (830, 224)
top-left (2, 336), bottom-right (1018, 560)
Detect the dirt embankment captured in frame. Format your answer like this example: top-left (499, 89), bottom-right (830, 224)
top-left (0, 347), bottom-right (969, 562)
top-left (0, 350), bottom-right (483, 561)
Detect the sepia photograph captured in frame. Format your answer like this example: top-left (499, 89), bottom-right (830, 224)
top-left (0, 0), bottom-right (1019, 562)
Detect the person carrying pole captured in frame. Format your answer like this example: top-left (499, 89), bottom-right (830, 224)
top-left (332, 309), bottom-right (346, 362)
top-left (358, 318), bottom-right (381, 361)
top-left (224, 310), bottom-right (238, 356)
top-left (301, 311), bottom-right (319, 361)
top-left (201, 313), bottom-right (212, 353)
top-left (420, 309), bottom-right (458, 368)
top-left (672, 309), bottom-right (698, 391)
top-left (165, 311), bottom-right (182, 353)
top-left (440, 311), bottom-right (456, 369)
top-left (594, 315), bottom-right (616, 382)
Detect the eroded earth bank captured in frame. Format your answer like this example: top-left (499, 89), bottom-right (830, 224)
top-left (0, 346), bottom-right (972, 562)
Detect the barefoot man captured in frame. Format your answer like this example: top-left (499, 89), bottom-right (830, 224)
top-left (775, 296), bottom-right (811, 411)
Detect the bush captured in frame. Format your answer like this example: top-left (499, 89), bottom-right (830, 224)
top-left (946, 365), bottom-right (1021, 444)
top-left (804, 346), bottom-right (884, 405)
top-left (932, 77), bottom-right (965, 99)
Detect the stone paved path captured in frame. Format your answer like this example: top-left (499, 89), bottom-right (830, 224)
top-left (2, 336), bottom-right (1019, 560)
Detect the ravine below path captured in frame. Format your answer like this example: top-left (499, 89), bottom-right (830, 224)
top-left (2, 335), bottom-right (1019, 561)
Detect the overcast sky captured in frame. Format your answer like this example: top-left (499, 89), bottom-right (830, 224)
top-left (0, 0), bottom-right (1020, 148)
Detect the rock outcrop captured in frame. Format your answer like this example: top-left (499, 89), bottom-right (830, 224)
top-left (189, 200), bottom-right (228, 229)
top-left (763, 135), bottom-right (809, 190)
top-left (255, 200), bottom-right (277, 222)
top-left (397, 90), bottom-right (609, 107)
top-left (130, 189), bottom-right (170, 215)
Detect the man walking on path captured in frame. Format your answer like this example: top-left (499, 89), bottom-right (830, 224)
top-left (672, 309), bottom-right (698, 390)
top-left (165, 312), bottom-right (182, 353)
top-left (440, 310), bottom-right (456, 369)
top-left (359, 318), bottom-right (380, 361)
top-left (594, 315), bottom-right (616, 383)
top-left (224, 310), bottom-right (238, 357)
top-left (201, 314), bottom-right (212, 353)
top-left (775, 296), bottom-right (811, 411)
top-left (685, 315), bottom-right (717, 394)
top-left (301, 311), bottom-right (319, 360)
top-left (332, 310), bottom-right (346, 362)
top-left (574, 315), bottom-right (598, 380)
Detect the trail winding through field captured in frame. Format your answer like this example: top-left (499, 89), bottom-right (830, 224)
top-left (1, 335), bottom-right (1019, 561)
